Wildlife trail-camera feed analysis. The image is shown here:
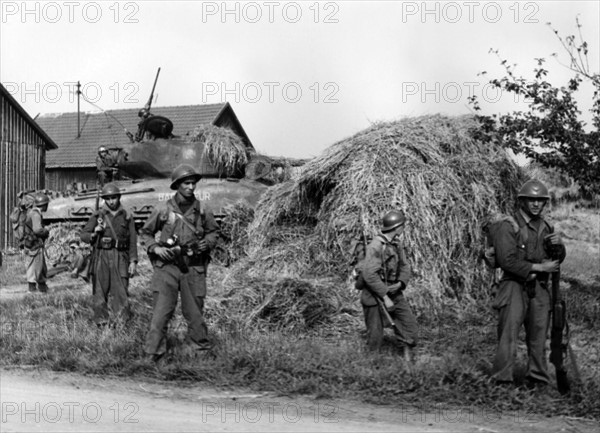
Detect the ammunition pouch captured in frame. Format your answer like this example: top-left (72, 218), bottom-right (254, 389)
top-left (525, 278), bottom-right (536, 299)
top-left (97, 237), bottom-right (129, 250)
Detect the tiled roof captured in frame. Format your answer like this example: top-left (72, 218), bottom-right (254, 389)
top-left (38, 103), bottom-right (228, 168)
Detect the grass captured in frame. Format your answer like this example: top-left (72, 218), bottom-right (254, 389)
top-left (1, 204), bottom-right (599, 421)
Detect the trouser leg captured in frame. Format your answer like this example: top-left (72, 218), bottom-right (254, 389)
top-left (180, 270), bottom-right (209, 347)
top-left (492, 282), bottom-right (526, 382)
top-left (106, 253), bottom-right (130, 323)
top-left (363, 304), bottom-right (384, 351)
top-left (26, 248), bottom-right (47, 285)
top-left (391, 293), bottom-right (419, 347)
top-left (525, 283), bottom-right (551, 383)
top-left (91, 253), bottom-right (110, 325)
top-left (144, 266), bottom-right (179, 356)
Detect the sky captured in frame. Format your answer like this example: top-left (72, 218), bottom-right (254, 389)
top-left (1, 1), bottom-right (599, 159)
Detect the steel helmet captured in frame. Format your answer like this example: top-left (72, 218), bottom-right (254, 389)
top-left (33, 192), bottom-right (50, 207)
top-left (517, 179), bottom-right (550, 200)
top-left (381, 210), bottom-right (406, 232)
top-left (170, 164), bottom-right (202, 190)
top-left (98, 146), bottom-right (108, 154)
top-left (100, 183), bottom-right (121, 198)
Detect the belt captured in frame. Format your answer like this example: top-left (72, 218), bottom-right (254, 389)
top-left (97, 237), bottom-right (129, 250)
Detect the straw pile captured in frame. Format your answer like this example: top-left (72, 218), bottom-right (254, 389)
top-left (189, 124), bottom-right (249, 177)
top-left (242, 114), bottom-right (524, 310)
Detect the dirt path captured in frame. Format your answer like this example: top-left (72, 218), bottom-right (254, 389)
top-left (1, 368), bottom-right (598, 433)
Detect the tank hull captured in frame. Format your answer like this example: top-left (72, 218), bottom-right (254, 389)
top-left (45, 177), bottom-right (267, 225)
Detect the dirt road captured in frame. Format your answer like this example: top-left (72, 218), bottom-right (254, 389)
top-left (1, 368), bottom-right (598, 433)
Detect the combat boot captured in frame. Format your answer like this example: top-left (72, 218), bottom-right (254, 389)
top-left (28, 282), bottom-right (37, 292)
top-left (37, 283), bottom-right (48, 293)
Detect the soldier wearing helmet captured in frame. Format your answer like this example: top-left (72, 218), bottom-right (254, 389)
top-left (140, 164), bottom-right (219, 363)
top-left (359, 210), bottom-right (418, 358)
top-left (25, 192), bottom-right (51, 293)
top-left (490, 179), bottom-right (566, 388)
top-left (80, 183), bottom-right (138, 326)
top-left (96, 145), bottom-right (118, 187)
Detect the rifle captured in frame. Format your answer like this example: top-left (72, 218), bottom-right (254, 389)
top-left (358, 210), bottom-right (415, 347)
top-left (47, 264), bottom-right (70, 278)
top-left (547, 239), bottom-right (571, 395)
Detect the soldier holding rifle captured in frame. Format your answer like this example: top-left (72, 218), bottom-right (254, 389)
top-left (80, 183), bottom-right (138, 326)
top-left (359, 210), bottom-right (418, 359)
top-left (140, 164), bottom-right (219, 363)
top-left (490, 179), bottom-right (566, 390)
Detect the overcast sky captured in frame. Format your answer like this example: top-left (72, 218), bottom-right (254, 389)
top-left (1, 1), bottom-right (598, 158)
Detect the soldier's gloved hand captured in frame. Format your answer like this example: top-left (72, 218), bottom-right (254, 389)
top-left (383, 295), bottom-right (395, 311)
top-left (533, 260), bottom-right (559, 273)
top-left (544, 233), bottom-right (563, 246)
top-left (128, 262), bottom-right (137, 277)
top-left (197, 239), bottom-right (208, 252)
top-left (154, 246), bottom-right (174, 261)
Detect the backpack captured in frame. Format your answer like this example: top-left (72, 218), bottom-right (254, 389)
top-left (349, 234), bottom-right (387, 290)
top-left (9, 193), bottom-right (36, 249)
top-left (479, 213), bottom-right (527, 269)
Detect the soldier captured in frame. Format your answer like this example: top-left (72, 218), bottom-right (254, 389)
top-left (25, 192), bottom-right (51, 293)
top-left (66, 240), bottom-right (88, 280)
top-left (360, 210), bottom-right (418, 357)
top-left (80, 183), bottom-right (138, 326)
top-left (491, 179), bottom-right (566, 388)
top-left (96, 145), bottom-right (118, 187)
top-left (141, 164), bottom-right (219, 363)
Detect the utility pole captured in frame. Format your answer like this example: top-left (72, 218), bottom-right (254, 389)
top-left (77, 81), bottom-right (81, 138)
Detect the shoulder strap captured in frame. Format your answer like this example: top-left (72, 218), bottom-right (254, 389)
top-left (170, 201), bottom-right (204, 234)
top-left (101, 210), bottom-right (119, 238)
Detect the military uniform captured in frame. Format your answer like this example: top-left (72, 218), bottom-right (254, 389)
top-left (80, 204), bottom-right (138, 325)
top-left (361, 235), bottom-right (418, 351)
top-left (25, 207), bottom-right (49, 292)
top-left (141, 195), bottom-right (219, 357)
top-left (96, 153), bottom-right (117, 187)
top-left (491, 208), bottom-right (566, 383)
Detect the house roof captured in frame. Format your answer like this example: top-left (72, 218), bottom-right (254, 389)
top-left (37, 103), bottom-right (249, 168)
top-left (0, 82), bottom-right (58, 150)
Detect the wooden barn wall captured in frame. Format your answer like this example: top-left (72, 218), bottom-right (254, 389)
top-left (45, 168), bottom-right (97, 193)
top-left (0, 95), bottom-right (47, 249)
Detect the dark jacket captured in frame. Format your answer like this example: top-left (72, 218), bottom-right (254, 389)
top-left (80, 204), bottom-right (138, 263)
top-left (494, 209), bottom-right (566, 283)
top-left (140, 195), bottom-right (219, 272)
top-left (360, 235), bottom-right (411, 306)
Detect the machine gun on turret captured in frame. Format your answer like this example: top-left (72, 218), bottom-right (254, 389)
top-left (135, 67), bottom-right (174, 142)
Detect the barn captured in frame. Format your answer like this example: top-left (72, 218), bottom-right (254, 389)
top-left (0, 82), bottom-right (58, 249)
top-left (35, 102), bottom-right (254, 192)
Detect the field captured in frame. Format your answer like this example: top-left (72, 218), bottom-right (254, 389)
top-left (1, 201), bottom-right (599, 423)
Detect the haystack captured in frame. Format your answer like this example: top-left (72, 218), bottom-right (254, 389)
top-left (190, 124), bottom-right (249, 177)
top-left (244, 114), bottom-right (524, 310)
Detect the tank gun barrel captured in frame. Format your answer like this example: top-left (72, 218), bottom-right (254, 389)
top-left (144, 67), bottom-right (161, 112)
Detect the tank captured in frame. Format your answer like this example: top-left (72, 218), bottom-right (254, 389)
top-left (44, 137), bottom-right (270, 225)
top-left (44, 68), bottom-right (271, 226)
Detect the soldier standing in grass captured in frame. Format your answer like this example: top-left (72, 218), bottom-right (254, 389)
top-left (360, 210), bottom-right (418, 358)
top-left (25, 192), bottom-right (51, 293)
top-left (490, 179), bottom-right (566, 388)
top-left (141, 164), bottom-right (219, 363)
top-left (80, 183), bottom-right (138, 326)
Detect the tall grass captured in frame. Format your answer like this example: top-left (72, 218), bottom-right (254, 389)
top-left (1, 254), bottom-right (599, 420)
